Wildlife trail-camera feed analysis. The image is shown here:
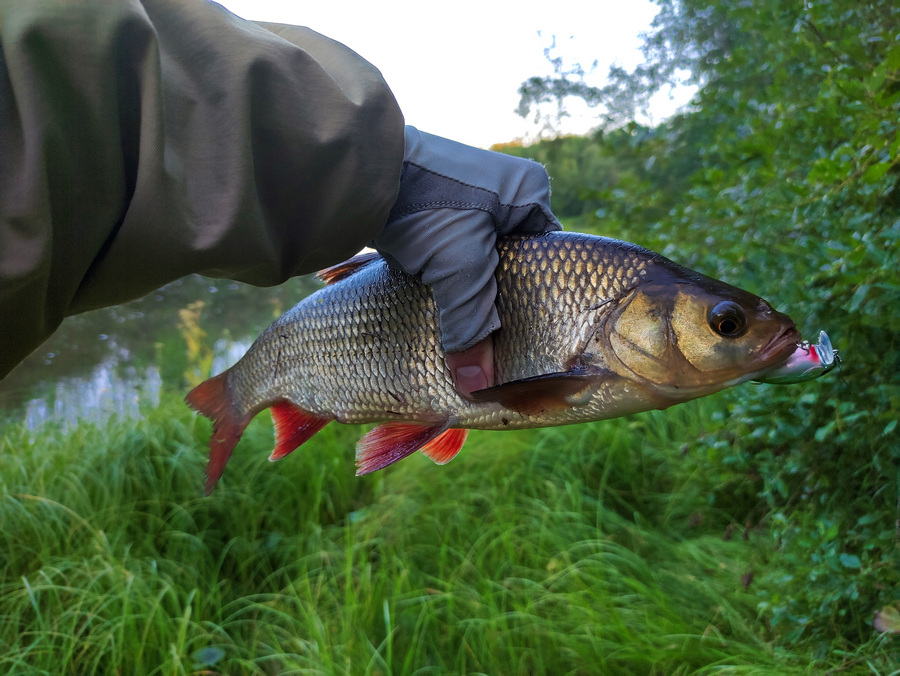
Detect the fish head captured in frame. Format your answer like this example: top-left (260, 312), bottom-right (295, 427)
top-left (597, 270), bottom-right (800, 400)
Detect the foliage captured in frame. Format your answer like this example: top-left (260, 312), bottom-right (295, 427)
top-left (3, 393), bottom-right (896, 673)
top-left (1, 0), bottom-right (897, 671)
top-left (512, 0), bottom-right (900, 658)
top-left (177, 300), bottom-right (215, 388)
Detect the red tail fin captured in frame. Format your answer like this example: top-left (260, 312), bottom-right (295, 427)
top-left (185, 372), bottom-right (253, 494)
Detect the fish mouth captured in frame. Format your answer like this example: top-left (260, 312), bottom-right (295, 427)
top-left (757, 325), bottom-right (802, 365)
top-left (755, 330), bottom-right (842, 384)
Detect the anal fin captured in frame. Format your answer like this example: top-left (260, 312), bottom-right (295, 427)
top-left (269, 401), bottom-right (330, 461)
top-left (356, 421), bottom-right (450, 475)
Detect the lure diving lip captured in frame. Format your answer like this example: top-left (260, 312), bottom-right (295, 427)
top-left (755, 331), bottom-right (841, 384)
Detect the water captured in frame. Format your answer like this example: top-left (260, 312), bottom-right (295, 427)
top-left (0, 274), bottom-right (319, 430)
top-left (22, 356), bottom-right (162, 432)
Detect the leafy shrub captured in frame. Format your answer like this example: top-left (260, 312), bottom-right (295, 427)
top-left (511, 0), bottom-right (900, 655)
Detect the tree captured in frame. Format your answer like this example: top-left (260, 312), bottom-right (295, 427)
top-left (515, 0), bottom-right (900, 654)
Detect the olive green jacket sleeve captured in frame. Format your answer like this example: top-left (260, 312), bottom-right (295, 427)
top-left (0, 0), bottom-right (405, 379)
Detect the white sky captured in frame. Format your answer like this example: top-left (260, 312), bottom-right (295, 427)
top-left (217, 0), bottom-right (693, 148)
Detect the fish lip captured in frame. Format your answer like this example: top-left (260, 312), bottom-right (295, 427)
top-left (757, 325), bottom-right (801, 365)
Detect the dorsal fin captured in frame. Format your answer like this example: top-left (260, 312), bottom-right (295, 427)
top-left (316, 251), bottom-right (382, 285)
top-left (420, 428), bottom-right (469, 465)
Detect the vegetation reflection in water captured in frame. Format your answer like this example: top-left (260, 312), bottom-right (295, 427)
top-left (0, 274), bottom-right (320, 429)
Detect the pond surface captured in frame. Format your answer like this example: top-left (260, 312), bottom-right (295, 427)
top-left (0, 274), bottom-right (320, 430)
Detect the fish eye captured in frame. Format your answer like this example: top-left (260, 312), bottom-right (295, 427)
top-left (708, 301), bottom-right (747, 337)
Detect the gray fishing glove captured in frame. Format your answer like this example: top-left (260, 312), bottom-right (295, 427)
top-left (372, 126), bottom-right (561, 354)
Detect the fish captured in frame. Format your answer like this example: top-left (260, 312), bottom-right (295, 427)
top-left (187, 230), bottom-right (810, 493)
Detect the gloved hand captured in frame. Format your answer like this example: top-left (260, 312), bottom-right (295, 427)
top-left (372, 126), bottom-right (561, 398)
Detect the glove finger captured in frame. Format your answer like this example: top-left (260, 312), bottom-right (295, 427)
top-left (427, 243), bottom-right (500, 353)
top-left (373, 208), bottom-right (500, 353)
top-left (395, 127), bottom-right (562, 238)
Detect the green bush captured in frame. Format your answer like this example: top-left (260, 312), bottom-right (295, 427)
top-left (511, 0), bottom-right (900, 657)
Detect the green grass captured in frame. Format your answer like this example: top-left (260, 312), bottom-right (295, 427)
top-left (0, 392), bottom-right (895, 674)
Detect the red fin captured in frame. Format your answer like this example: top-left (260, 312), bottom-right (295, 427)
top-left (269, 401), bottom-right (330, 461)
top-left (185, 372), bottom-right (253, 495)
top-left (355, 421), bottom-right (450, 475)
top-left (470, 372), bottom-right (603, 417)
top-left (420, 428), bottom-right (469, 465)
top-left (316, 251), bottom-right (382, 285)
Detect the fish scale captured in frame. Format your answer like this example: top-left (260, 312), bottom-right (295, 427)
top-left (231, 233), bottom-right (646, 429)
top-left (187, 230), bottom-right (805, 492)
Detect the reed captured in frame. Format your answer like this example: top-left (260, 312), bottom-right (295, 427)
top-left (0, 392), bottom-right (893, 674)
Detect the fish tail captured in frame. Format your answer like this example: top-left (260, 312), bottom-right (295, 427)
top-left (185, 371), bottom-right (252, 495)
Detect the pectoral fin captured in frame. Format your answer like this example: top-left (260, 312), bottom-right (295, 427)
top-left (470, 371), bottom-right (608, 417)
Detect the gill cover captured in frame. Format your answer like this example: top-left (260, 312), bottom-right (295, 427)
top-left (605, 279), bottom-right (798, 391)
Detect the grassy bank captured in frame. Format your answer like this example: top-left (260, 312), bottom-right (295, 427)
top-left (0, 391), bottom-right (895, 674)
